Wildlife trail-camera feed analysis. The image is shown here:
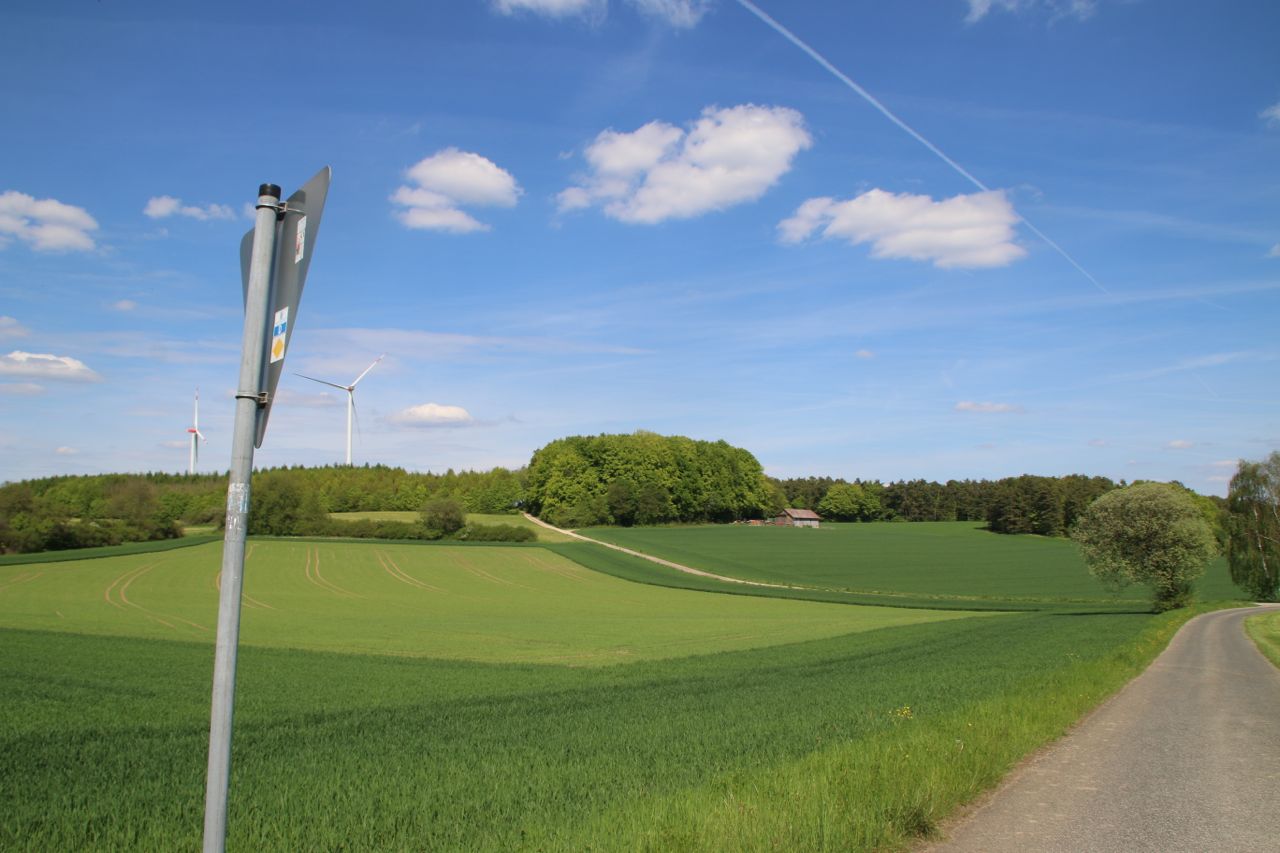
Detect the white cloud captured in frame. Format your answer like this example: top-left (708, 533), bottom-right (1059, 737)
top-left (112, 300), bottom-right (138, 312)
top-left (143, 195), bottom-right (236, 221)
top-left (0, 351), bottom-right (102, 382)
top-left (493, 0), bottom-right (601, 17)
top-left (0, 382), bottom-right (43, 395)
top-left (629, 0), bottom-right (710, 27)
top-left (955, 400), bottom-right (1023, 413)
top-left (855, 349), bottom-right (875, 359)
top-left (392, 149), bottom-right (521, 234)
top-left (492, 0), bottom-right (707, 26)
top-left (1260, 102), bottom-right (1280, 128)
top-left (54, 446), bottom-right (78, 456)
top-left (1211, 459), bottom-right (1239, 469)
top-left (0, 316), bottom-right (29, 338)
top-left (1268, 243), bottom-right (1279, 258)
top-left (964, 0), bottom-right (1098, 23)
top-left (0, 190), bottom-right (99, 252)
top-left (780, 188), bottom-right (1026, 269)
top-left (560, 104), bottom-right (811, 224)
top-left (1166, 439), bottom-right (1194, 449)
top-left (391, 403), bottom-right (475, 427)
top-left (1088, 438), bottom-right (1109, 447)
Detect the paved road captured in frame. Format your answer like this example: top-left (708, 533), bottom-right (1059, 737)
top-left (930, 605), bottom-right (1280, 853)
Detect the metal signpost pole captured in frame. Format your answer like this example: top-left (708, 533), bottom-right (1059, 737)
top-left (202, 183), bottom-right (281, 853)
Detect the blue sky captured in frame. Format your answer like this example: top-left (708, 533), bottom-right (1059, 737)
top-left (1, 0), bottom-right (1276, 495)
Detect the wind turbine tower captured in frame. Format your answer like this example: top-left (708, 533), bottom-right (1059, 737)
top-left (296, 355), bottom-right (384, 466)
top-left (187, 388), bottom-right (206, 475)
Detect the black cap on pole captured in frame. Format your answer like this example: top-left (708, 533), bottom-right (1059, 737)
top-left (259, 183), bottom-right (282, 199)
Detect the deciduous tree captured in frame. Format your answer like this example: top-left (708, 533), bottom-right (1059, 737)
top-left (1072, 482), bottom-right (1216, 611)
top-left (1226, 452), bottom-right (1280, 601)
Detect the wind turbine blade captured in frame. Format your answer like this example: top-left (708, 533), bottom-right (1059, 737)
top-left (196, 430), bottom-right (207, 442)
top-left (294, 373), bottom-right (350, 392)
top-left (349, 354), bottom-right (385, 388)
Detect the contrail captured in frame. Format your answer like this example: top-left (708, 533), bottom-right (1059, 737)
top-left (733, 0), bottom-right (1109, 295)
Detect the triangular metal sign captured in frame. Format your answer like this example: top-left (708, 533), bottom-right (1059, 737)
top-left (239, 166), bottom-right (331, 447)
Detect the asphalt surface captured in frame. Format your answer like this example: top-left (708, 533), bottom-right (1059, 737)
top-left (929, 604), bottom-right (1280, 853)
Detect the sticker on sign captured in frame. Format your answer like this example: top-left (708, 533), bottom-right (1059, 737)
top-left (270, 307), bottom-right (289, 363)
top-left (295, 215), bottom-right (307, 263)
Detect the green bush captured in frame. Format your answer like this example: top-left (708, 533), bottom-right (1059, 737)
top-left (454, 523), bottom-right (536, 542)
top-left (421, 498), bottom-right (466, 535)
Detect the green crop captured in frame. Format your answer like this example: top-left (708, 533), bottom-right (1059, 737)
top-left (1, 606), bottom-right (1184, 851)
top-left (582, 521), bottom-right (1240, 605)
top-left (0, 541), bottom-right (975, 663)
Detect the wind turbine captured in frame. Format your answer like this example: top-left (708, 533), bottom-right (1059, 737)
top-left (295, 355), bottom-right (384, 466)
top-left (187, 388), bottom-right (206, 475)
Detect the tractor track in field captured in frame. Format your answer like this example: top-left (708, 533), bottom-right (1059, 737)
top-left (450, 552), bottom-right (535, 590)
top-left (0, 570), bottom-right (43, 593)
top-left (213, 570), bottom-right (276, 610)
top-left (516, 551), bottom-right (595, 583)
top-left (303, 546), bottom-right (361, 598)
top-left (375, 549), bottom-right (444, 593)
top-left (104, 560), bottom-right (210, 635)
top-left (215, 543), bottom-right (276, 609)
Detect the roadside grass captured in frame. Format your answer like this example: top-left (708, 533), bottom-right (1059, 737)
top-left (0, 540), bottom-right (976, 664)
top-left (0, 606), bottom-right (1184, 851)
top-left (1244, 609), bottom-right (1280, 668)
top-left (581, 522), bottom-right (1239, 605)
top-left (329, 510), bottom-right (572, 542)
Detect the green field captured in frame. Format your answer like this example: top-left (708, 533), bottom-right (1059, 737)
top-left (0, 527), bottom-right (1234, 850)
top-left (583, 521), bottom-right (1240, 605)
top-left (0, 541), bottom-right (971, 663)
top-left (1, 607), bottom-right (1190, 851)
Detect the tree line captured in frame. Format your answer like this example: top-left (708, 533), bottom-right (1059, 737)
top-left (775, 474), bottom-right (1226, 541)
top-left (0, 465), bottom-right (528, 553)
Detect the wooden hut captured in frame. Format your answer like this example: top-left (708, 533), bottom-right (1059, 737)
top-left (772, 508), bottom-right (821, 528)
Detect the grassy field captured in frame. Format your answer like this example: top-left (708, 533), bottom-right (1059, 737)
top-left (583, 522), bottom-right (1241, 605)
top-left (329, 510), bottom-right (573, 542)
top-left (0, 528), bottom-right (1230, 850)
top-left (1245, 609), bottom-right (1280, 668)
top-left (0, 540), bottom-right (977, 664)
